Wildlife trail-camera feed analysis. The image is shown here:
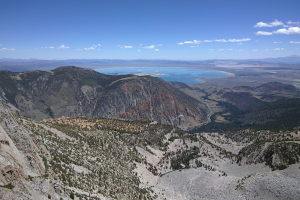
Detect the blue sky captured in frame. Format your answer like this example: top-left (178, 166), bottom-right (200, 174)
top-left (0, 0), bottom-right (300, 60)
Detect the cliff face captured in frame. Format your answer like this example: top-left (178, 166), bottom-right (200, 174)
top-left (0, 94), bottom-right (57, 199)
top-left (0, 66), bottom-right (208, 129)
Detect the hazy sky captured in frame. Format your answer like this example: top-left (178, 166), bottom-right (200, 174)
top-left (1, 0), bottom-right (300, 60)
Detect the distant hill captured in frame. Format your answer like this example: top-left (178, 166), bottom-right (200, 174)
top-left (254, 55), bottom-right (300, 64)
top-left (0, 66), bottom-right (208, 129)
top-left (206, 55), bottom-right (300, 64)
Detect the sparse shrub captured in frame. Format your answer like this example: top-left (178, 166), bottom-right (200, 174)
top-left (70, 192), bottom-right (74, 199)
top-left (0, 183), bottom-right (14, 189)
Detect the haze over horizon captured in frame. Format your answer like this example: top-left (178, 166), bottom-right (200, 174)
top-left (1, 0), bottom-right (300, 60)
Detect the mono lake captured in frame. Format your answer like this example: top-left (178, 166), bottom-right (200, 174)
top-left (96, 67), bottom-right (230, 84)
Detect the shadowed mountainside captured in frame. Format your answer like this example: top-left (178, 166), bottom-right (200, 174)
top-left (172, 81), bottom-right (300, 132)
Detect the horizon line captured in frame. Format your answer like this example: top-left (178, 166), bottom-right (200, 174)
top-left (1, 54), bottom-right (300, 62)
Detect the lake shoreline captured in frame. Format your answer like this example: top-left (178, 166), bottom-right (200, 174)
top-left (96, 67), bottom-right (232, 84)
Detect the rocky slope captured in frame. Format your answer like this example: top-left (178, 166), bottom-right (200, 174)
top-left (0, 94), bottom-right (170, 199)
top-left (141, 129), bottom-right (300, 200)
top-left (1, 95), bottom-right (300, 199)
top-left (0, 94), bottom-right (59, 199)
top-left (0, 66), bottom-right (208, 129)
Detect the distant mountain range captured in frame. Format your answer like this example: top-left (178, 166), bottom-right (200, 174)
top-left (1, 55), bottom-right (300, 72)
top-left (247, 55), bottom-right (300, 63)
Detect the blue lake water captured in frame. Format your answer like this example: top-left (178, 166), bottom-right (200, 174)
top-left (96, 67), bottom-right (229, 84)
